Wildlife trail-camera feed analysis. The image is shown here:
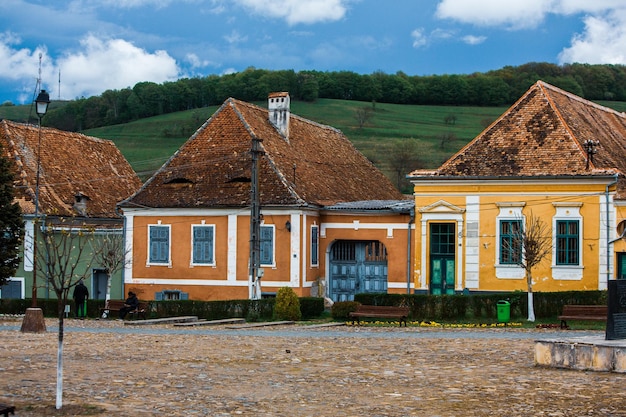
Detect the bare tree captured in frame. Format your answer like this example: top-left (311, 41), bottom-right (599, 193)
top-left (91, 232), bottom-right (131, 317)
top-left (355, 106), bottom-right (374, 128)
top-left (37, 217), bottom-right (96, 409)
top-left (444, 113), bottom-right (457, 125)
top-left (389, 139), bottom-right (422, 191)
top-left (438, 132), bottom-right (457, 150)
top-left (504, 212), bottom-right (552, 322)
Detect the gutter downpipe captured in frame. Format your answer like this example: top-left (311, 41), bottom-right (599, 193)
top-left (407, 207), bottom-right (415, 294)
top-left (606, 174), bottom-right (619, 288)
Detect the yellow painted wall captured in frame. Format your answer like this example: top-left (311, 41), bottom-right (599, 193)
top-left (413, 180), bottom-right (612, 293)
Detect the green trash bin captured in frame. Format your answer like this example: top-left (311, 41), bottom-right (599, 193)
top-left (497, 300), bottom-right (510, 323)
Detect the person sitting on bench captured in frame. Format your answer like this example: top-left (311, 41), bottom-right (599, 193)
top-left (119, 291), bottom-right (139, 320)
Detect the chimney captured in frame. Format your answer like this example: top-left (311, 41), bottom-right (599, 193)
top-left (268, 92), bottom-right (290, 138)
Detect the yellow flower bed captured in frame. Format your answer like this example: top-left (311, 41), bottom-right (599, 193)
top-left (345, 320), bottom-right (523, 328)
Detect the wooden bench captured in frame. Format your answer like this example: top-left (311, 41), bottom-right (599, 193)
top-left (349, 305), bottom-right (410, 327)
top-left (0, 404), bottom-right (15, 416)
top-left (99, 300), bottom-right (148, 320)
top-left (558, 305), bottom-right (607, 329)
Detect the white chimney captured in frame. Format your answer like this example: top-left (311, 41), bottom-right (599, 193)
top-left (268, 92), bottom-right (290, 138)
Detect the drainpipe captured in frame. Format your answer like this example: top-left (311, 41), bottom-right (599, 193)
top-left (606, 174), bottom-right (619, 287)
top-left (407, 207), bottom-right (415, 294)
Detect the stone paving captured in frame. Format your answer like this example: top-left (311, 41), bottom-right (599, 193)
top-left (0, 317), bottom-right (625, 416)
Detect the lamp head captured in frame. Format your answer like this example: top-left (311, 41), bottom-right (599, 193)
top-left (35, 89), bottom-right (50, 118)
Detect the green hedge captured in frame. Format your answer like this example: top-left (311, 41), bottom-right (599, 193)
top-left (352, 291), bottom-right (607, 321)
top-left (2, 292), bottom-right (606, 322)
top-left (0, 296), bottom-right (326, 321)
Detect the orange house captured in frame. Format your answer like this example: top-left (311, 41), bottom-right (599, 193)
top-left (119, 93), bottom-right (413, 302)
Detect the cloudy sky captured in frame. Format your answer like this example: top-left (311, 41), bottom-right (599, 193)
top-left (1, 0), bottom-right (626, 104)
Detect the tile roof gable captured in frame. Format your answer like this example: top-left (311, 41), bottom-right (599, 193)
top-left (0, 120), bottom-right (142, 218)
top-left (411, 81), bottom-right (626, 180)
top-left (122, 96), bottom-right (402, 209)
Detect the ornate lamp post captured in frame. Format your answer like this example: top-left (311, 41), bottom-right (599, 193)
top-left (20, 89), bottom-right (49, 333)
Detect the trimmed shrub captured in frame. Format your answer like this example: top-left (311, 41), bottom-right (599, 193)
top-left (299, 297), bottom-right (325, 319)
top-left (274, 287), bottom-right (302, 321)
top-left (331, 301), bottom-right (360, 319)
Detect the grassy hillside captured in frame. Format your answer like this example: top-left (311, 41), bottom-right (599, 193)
top-left (4, 98), bottom-right (626, 188)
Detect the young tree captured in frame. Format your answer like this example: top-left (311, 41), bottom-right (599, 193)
top-left (37, 218), bottom-right (96, 409)
top-left (505, 212), bottom-right (552, 322)
top-left (389, 139), bottom-right (422, 191)
top-left (0, 146), bottom-right (24, 286)
top-left (91, 232), bottom-right (130, 317)
top-left (354, 106), bottom-right (374, 128)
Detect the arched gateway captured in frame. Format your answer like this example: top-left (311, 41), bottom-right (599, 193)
top-left (329, 240), bottom-right (388, 302)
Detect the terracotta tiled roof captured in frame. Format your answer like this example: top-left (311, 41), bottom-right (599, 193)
top-left (121, 97), bottom-right (402, 209)
top-left (0, 120), bottom-right (142, 218)
top-left (409, 81), bottom-right (626, 189)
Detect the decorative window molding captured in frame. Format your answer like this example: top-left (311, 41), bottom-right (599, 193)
top-left (191, 224), bottom-right (215, 266)
top-left (495, 203), bottom-right (525, 279)
top-left (552, 203), bottom-right (583, 280)
top-left (148, 224), bottom-right (171, 266)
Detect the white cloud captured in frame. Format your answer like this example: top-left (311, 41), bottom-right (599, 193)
top-left (558, 11), bottom-right (626, 65)
top-left (462, 35), bottom-right (487, 45)
top-left (411, 28), bottom-right (428, 48)
top-left (435, 0), bottom-right (553, 29)
top-left (224, 30), bottom-right (248, 44)
top-left (185, 53), bottom-right (212, 69)
top-left (233, 0), bottom-right (349, 25)
top-left (57, 35), bottom-right (180, 99)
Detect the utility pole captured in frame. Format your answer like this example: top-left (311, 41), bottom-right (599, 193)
top-left (249, 135), bottom-right (263, 300)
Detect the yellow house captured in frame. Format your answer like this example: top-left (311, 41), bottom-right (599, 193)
top-left (408, 81), bottom-right (626, 294)
top-left (119, 93), bottom-right (412, 302)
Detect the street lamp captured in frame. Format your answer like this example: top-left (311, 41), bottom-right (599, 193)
top-left (31, 89), bottom-right (49, 307)
top-left (21, 90), bottom-right (49, 333)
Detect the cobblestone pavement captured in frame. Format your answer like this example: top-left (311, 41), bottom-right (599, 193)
top-left (0, 317), bottom-right (624, 416)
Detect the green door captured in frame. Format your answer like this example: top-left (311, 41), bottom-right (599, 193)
top-left (618, 253), bottom-right (626, 279)
top-left (429, 223), bottom-right (456, 295)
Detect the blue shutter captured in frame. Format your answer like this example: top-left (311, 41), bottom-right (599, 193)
top-left (155, 291), bottom-right (163, 301)
top-left (193, 226), bottom-right (214, 264)
top-left (260, 226), bottom-right (274, 265)
top-left (311, 225), bottom-right (319, 266)
top-left (149, 226), bottom-right (169, 263)
top-left (181, 292), bottom-right (189, 300)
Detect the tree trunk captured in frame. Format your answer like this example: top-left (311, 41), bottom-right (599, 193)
top-left (56, 305), bottom-right (65, 409)
top-left (20, 308), bottom-right (47, 333)
top-left (526, 269), bottom-right (536, 322)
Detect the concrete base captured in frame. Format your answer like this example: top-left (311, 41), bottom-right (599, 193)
top-left (535, 336), bottom-right (626, 373)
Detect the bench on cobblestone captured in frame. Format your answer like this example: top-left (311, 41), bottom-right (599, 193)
top-left (0, 403), bottom-right (15, 416)
top-left (558, 305), bottom-right (607, 329)
top-left (99, 300), bottom-right (148, 320)
top-left (349, 305), bottom-right (410, 327)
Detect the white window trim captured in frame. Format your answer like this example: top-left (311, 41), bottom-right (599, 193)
top-left (147, 223), bottom-right (172, 267)
top-left (552, 203), bottom-right (583, 280)
top-left (495, 203), bottom-right (525, 279)
top-left (190, 223), bottom-right (216, 267)
top-left (261, 224), bottom-right (276, 268)
top-left (311, 224), bottom-right (319, 267)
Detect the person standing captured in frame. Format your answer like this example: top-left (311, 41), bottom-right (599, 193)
top-left (73, 280), bottom-right (89, 319)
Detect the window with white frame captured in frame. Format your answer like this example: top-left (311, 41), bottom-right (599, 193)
top-left (555, 220), bottom-right (579, 265)
top-left (148, 224), bottom-right (170, 265)
top-left (311, 224), bottom-right (319, 266)
top-left (260, 225), bottom-right (274, 266)
top-left (495, 203), bottom-right (525, 279)
top-left (192, 224), bottom-right (215, 265)
top-left (552, 203), bottom-right (583, 274)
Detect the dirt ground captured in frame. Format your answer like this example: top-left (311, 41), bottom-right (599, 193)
top-left (0, 317), bottom-right (625, 417)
